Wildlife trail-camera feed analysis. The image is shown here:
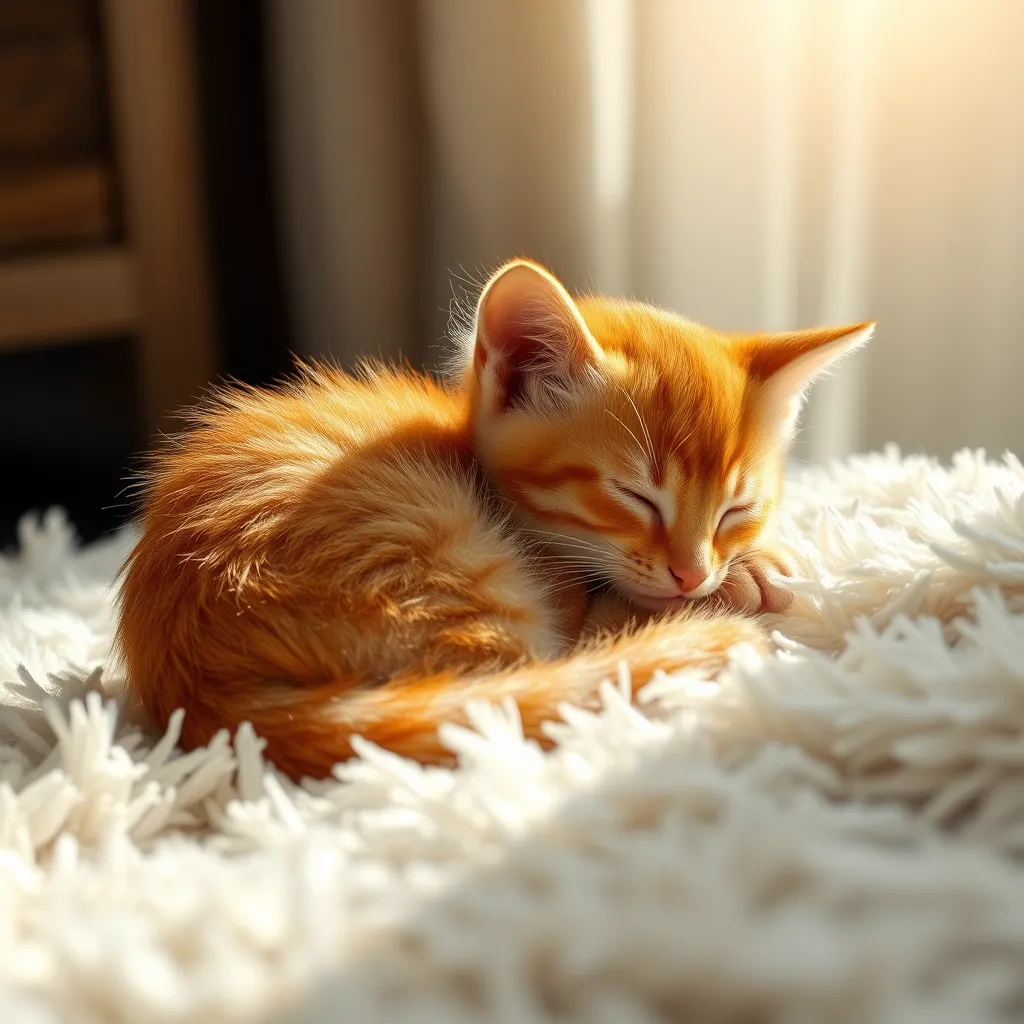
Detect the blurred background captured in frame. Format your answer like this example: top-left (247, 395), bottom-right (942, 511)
top-left (1, 0), bottom-right (1022, 547)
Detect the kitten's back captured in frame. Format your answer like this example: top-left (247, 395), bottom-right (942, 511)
top-left (115, 365), bottom-right (587, 773)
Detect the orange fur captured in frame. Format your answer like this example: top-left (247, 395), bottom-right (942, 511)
top-left (115, 259), bottom-right (872, 779)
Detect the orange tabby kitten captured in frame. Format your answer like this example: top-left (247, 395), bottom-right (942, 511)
top-left (115, 259), bottom-right (872, 779)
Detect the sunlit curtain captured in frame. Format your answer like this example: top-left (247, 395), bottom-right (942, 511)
top-left (267, 0), bottom-right (1024, 462)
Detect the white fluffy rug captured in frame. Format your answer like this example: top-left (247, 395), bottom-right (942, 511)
top-left (5, 447), bottom-right (1024, 1023)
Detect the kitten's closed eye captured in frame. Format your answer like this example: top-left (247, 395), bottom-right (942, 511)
top-left (614, 483), bottom-right (662, 522)
top-left (716, 504), bottom-right (756, 535)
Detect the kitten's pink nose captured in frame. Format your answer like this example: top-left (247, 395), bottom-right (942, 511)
top-left (669, 564), bottom-right (709, 595)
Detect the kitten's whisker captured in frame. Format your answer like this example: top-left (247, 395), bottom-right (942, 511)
top-left (545, 569), bottom-right (608, 588)
top-left (547, 565), bottom-right (618, 583)
top-left (618, 385), bottom-right (657, 466)
top-left (548, 548), bottom-right (612, 561)
top-left (545, 543), bottom-right (616, 559)
top-left (548, 559), bottom-right (617, 572)
top-left (524, 532), bottom-right (606, 551)
top-left (531, 547), bottom-right (614, 567)
top-left (542, 564), bottom-right (609, 583)
top-left (672, 423), bottom-right (698, 452)
top-left (547, 558), bottom-right (618, 573)
top-left (521, 528), bottom-right (626, 558)
top-left (543, 568), bottom-right (611, 594)
top-left (604, 409), bottom-right (647, 464)
top-left (544, 546), bottom-right (619, 563)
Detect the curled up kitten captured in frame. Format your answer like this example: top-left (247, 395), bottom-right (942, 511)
top-left (114, 259), bottom-right (872, 779)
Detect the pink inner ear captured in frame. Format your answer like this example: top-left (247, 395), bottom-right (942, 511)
top-left (742, 321), bottom-right (875, 437)
top-left (474, 261), bottom-right (600, 409)
top-left (477, 263), bottom-right (581, 361)
top-left (744, 322), bottom-right (875, 385)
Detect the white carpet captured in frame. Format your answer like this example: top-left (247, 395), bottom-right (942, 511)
top-left (4, 446), bottom-right (1024, 1023)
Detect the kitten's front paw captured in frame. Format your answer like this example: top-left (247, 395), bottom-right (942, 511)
top-left (717, 549), bottom-right (794, 615)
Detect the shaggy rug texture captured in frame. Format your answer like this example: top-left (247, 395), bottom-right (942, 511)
top-left (4, 447), bottom-right (1024, 1023)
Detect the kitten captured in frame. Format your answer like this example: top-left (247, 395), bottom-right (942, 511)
top-left (115, 259), bottom-right (872, 779)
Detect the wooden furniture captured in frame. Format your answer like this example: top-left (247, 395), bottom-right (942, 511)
top-left (0, 0), bottom-right (216, 440)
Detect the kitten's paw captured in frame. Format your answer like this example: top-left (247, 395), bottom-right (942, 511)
top-left (718, 549), bottom-right (794, 615)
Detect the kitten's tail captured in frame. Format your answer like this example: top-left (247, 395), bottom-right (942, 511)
top-left (204, 611), bottom-right (765, 780)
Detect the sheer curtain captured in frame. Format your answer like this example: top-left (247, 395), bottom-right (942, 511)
top-left (266, 0), bottom-right (1024, 461)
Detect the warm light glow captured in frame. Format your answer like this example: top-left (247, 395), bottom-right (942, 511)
top-left (761, 0), bottom-right (803, 332)
top-left (806, 0), bottom-right (880, 462)
top-left (585, 0), bottom-right (634, 207)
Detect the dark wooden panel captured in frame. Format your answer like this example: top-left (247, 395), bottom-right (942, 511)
top-left (0, 36), bottom-right (104, 163)
top-left (0, 0), bottom-right (92, 41)
top-left (0, 247), bottom-right (138, 348)
top-left (0, 162), bottom-right (112, 253)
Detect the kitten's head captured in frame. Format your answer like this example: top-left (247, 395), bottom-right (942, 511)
top-left (461, 259), bottom-right (873, 610)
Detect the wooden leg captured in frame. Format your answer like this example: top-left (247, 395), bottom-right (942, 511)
top-left (100, 0), bottom-right (216, 442)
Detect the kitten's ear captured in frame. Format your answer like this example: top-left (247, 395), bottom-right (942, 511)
top-left (473, 260), bottom-right (603, 412)
top-left (743, 321), bottom-right (875, 438)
